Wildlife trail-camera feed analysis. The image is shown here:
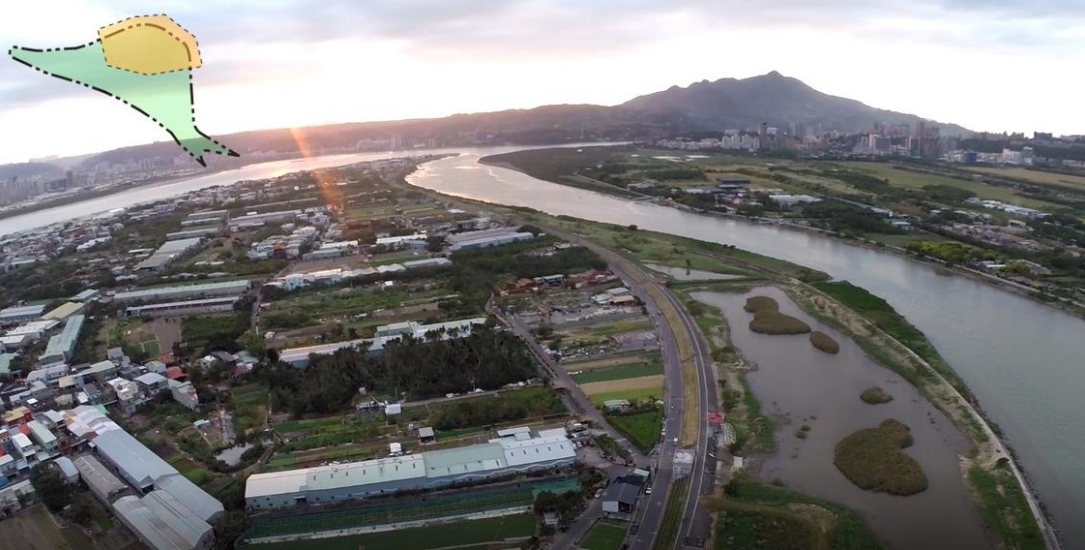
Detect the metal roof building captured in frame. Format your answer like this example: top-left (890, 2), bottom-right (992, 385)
top-left (0, 304), bottom-right (45, 325)
top-left (281, 317), bottom-right (489, 368)
top-left (41, 314), bottom-right (85, 363)
top-left (73, 455), bottom-right (128, 504)
top-left (125, 297), bottom-right (239, 319)
top-left (71, 289), bottom-right (101, 302)
top-left (52, 456), bottom-right (79, 483)
top-left (245, 431), bottom-right (575, 510)
top-left (112, 491), bottom-right (214, 550)
top-left (42, 302), bottom-right (85, 321)
top-left (113, 280), bottom-right (250, 304)
top-left (133, 238), bottom-right (205, 272)
top-left (155, 474), bottom-right (224, 523)
top-left (93, 429), bottom-right (176, 490)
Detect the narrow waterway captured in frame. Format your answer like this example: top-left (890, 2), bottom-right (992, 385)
top-left (693, 287), bottom-right (990, 550)
top-left (406, 152), bottom-right (1085, 547)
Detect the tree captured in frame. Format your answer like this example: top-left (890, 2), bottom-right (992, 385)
top-left (237, 331), bottom-right (267, 360)
top-left (29, 465), bottom-right (70, 512)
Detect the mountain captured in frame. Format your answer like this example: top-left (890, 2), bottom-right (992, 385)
top-left (0, 162), bottom-right (64, 181)
top-left (4, 71), bottom-right (971, 169)
top-left (620, 71), bottom-right (971, 136)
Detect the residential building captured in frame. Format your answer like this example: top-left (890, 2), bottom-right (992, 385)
top-left (135, 372), bottom-right (169, 396)
top-left (170, 381), bottom-right (199, 411)
top-left (52, 456), bottom-right (79, 483)
top-left (0, 480), bottom-right (35, 513)
top-left (27, 420), bottom-right (58, 454)
top-left (74, 361), bottom-right (119, 388)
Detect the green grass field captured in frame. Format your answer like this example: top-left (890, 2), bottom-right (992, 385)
top-left (580, 521), bottom-right (628, 550)
top-left (563, 351), bottom-right (659, 371)
top-left (844, 162), bottom-right (1056, 208)
top-left (253, 513), bottom-right (536, 550)
top-left (715, 480), bottom-right (884, 550)
top-left (607, 409), bottom-right (663, 453)
top-left (571, 362), bottom-right (663, 384)
top-left (964, 166), bottom-right (1085, 192)
top-left (589, 386), bottom-right (663, 406)
top-left (967, 465), bottom-right (1044, 550)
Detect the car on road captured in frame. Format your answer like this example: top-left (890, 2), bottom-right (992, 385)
top-left (645, 486), bottom-right (653, 495)
top-left (673, 437), bottom-right (678, 445)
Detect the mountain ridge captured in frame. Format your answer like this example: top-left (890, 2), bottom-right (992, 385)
top-left (2, 71), bottom-right (971, 175)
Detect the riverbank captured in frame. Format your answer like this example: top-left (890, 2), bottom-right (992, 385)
top-left (482, 150), bottom-right (1085, 322)
top-left (405, 168), bottom-right (1059, 548)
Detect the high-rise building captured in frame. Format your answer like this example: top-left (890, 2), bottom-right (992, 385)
top-left (759, 123), bottom-right (769, 151)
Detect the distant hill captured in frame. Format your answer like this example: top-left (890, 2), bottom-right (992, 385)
top-left (620, 71), bottom-right (971, 136)
top-left (4, 71), bottom-right (971, 170)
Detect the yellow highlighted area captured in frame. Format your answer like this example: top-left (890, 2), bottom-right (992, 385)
top-left (99, 15), bottom-right (200, 75)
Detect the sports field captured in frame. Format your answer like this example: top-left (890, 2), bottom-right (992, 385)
top-left (580, 520), bottom-right (628, 550)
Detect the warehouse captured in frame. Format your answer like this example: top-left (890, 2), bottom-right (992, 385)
top-left (71, 289), bottom-right (101, 302)
top-left (449, 232), bottom-right (534, 252)
top-left (244, 432), bottom-right (575, 510)
top-left (92, 429), bottom-right (224, 522)
top-left (40, 314), bottom-right (85, 364)
top-left (134, 238), bottom-right (206, 272)
top-left (125, 297), bottom-right (239, 318)
top-left (166, 228), bottom-right (221, 241)
top-left (0, 304), bottom-right (45, 326)
top-left (5, 319), bottom-right (59, 340)
top-left (114, 280), bottom-right (250, 304)
top-left (185, 210), bottom-right (228, 223)
top-left (73, 455), bottom-right (128, 504)
top-left (112, 491), bottom-right (215, 550)
top-left (229, 210), bottom-right (301, 229)
top-left (42, 301), bottom-right (85, 322)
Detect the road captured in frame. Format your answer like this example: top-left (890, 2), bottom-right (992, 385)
top-left (560, 234), bottom-right (718, 550)
top-left (496, 308), bottom-right (650, 469)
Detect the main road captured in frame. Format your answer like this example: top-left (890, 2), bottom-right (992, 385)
top-left (554, 229), bottom-right (720, 550)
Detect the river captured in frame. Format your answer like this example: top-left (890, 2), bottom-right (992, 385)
top-left (406, 152), bottom-right (1085, 548)
top-left (4, 147), bottom-right (1083, 546)
top-left (693, 287), bottom-right (989, 550)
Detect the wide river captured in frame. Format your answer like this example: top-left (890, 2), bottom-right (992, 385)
top-left (3, 147), bottom-right (1083, 546)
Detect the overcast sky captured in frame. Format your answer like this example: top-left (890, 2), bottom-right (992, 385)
top-left (1, 0), bottom-right (1083, 164)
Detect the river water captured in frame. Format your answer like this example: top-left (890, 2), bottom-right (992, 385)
top-left (693, 287), bottom-right (989, 550)
top-left (406, 152), bottom-right (1085, 548)
top-left (3, 147), bottom-right (1083, 546)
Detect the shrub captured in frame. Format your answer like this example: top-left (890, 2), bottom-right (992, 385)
top-left (750, 311), bottom-right (811, 335)
top-left (744, 296), bottom-right (779, 313)
top-left (860, 387), bottom-right (894, 404)
top-left (834, 419), bottom-right (927, 496)
top-left (810, 331), bottom-right (840, 354)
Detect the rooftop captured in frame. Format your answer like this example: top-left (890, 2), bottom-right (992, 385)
top-left (114, 280), bottom-right (250, 303)
top-left (42, 302), bottom-right (84, 321)
top-left (93, 429), bottom-right (175, 488)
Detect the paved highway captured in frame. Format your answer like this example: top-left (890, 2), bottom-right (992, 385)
top-left (569, 237), bottom-right (718, 550)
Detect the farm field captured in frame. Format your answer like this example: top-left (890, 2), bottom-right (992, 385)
top-left (964, 166), bottom-right (1085, 191)
top-left (570, 362), bottom-right (663, 384)
top-left (589, 386), bottom-right (663, 407)
top-left (563, 351), bottom-right (658, 371)
top-left (252, 513), bottom-right (536, 550)
top-left (580, 375), bottom-right (664, 397)
top-left (580, 520), bottom-right (628, 550)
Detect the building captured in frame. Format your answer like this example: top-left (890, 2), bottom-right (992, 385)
top-left (165, 228), bottom-right (220, 241)
top-left (418, 427), bottom-right (435, 444)
top-left (74, 455), bottom-right (128, 504)
top-left (112, 491), bottom-right (215, 550)
top-left (74, 361), bottom-right (119, 388)
top-left (71, 289), bottom-right (101, 302)
top-left (5, 319), bottom-right (59, 340)
top-left (42, 301), bottom-right (85, 322)
top-left (0, 352), bottom-right (15, 376)
top-left (244, 431), bottom-right (575, 510)
top-left (125, 297), bottom-right (239, 318)
top-left (0, 305), bottom-right (45, 326)
top-left (229, 210), bottom-right (301, 230)
top-left (134, 238), bottom-right (205, 272)
top-left (449, 232), bottom-right (534, 252)
top-left (281, 317), bottom-right (489, 367)
top-left (171, 381), bottom-right (200, 411)
top-left (27, 420), bottom-right (58, 454)
top-left (113, 280), bottom-right (250, 304)
top-left (0, 480), bottom-right (35, 513)
top-left (602, 476), bottom-right (643, 515)
top-left (135, 372), bottom-right (169, 395)
top-left (52, 456), bottom-right (79, 483)
top-left (92, 429), bottom-right (223, 522)
top-left (40, 314), bottom-right (85, 364)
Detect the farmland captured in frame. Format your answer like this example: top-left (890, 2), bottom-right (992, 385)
top-left (253, 513), bottom-right (537, 550)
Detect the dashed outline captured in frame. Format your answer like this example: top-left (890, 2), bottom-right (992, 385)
top-left (98, 13), bottom-right (202, 76)
top-left (7, 38), bottom-right (239, 167)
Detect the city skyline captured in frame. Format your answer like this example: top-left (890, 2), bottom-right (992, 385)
top-left (3, 0), bottom-right (1085, 164)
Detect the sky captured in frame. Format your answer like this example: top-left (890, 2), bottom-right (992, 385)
top-left (1, 0), bottom-right (1084, 164)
